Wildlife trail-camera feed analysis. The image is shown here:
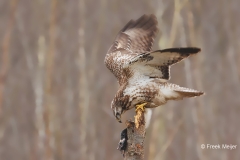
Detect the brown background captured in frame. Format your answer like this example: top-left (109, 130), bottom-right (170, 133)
top-left (0, 0), bottom-right (239, 160)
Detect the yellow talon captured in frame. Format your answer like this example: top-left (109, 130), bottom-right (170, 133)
top-left (135, 102), bottom-right (147, 112)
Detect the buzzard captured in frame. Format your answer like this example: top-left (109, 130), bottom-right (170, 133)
top-left (104, 14), bottom-right (204, 123)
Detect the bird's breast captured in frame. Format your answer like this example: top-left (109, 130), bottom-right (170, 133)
top-left (122, 80), bottom-right (158, 109)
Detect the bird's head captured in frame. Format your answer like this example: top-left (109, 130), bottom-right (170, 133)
top-left (111, 101), bottom-right (123, 123)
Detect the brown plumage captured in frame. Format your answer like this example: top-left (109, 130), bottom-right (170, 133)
top-left (104, 14), bottom-right (204, 123)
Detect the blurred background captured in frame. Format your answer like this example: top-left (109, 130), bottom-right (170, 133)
top-left (0, 0), bottom-right (240, 160)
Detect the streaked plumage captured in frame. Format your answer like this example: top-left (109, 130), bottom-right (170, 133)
top-left (104, 14), bottom-right (204, 123)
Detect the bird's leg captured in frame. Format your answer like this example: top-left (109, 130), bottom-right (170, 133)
top-left (135, 102), bottom-right (147, 112)
top-left (135, 102), bottom-right (147, 129)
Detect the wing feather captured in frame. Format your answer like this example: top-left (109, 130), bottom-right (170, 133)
top-left (107, 14), bottom-right (158, 54)
top-left (125, 47), bottom-right (201, 81)
top-left (105, 14), bottom-right (159, 84)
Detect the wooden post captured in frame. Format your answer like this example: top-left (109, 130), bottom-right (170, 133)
top-left (124, 108), bottom-right (145, 160)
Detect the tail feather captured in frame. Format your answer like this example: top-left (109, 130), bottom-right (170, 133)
top-left (160, 83), bottom-right (204, 100)
top-left (174, 90), bottom-right (204, 98)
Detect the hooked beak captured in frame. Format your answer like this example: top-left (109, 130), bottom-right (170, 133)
top-left (116, 113), bottom-right (122, 123)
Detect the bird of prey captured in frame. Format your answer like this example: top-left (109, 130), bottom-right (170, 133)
top-left (104, 14), bottom-right (204, 123)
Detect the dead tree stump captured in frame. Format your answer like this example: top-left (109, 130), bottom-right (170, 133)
top-left (124, 108), bottom-right (145, 160)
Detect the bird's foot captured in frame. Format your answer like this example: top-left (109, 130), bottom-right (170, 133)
top-left (135, 102), bottom-right (147, 112)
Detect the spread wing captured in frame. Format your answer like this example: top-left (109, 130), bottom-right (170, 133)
top-left (104, 14), bottom-right (158, 84)
top-left (107, 14), bottom-right (158, 54)
top-left (124, 48), bottom-right (201, 82)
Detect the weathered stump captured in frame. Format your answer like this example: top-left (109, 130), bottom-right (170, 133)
top-left (124, 108), bottom-right (145, 160)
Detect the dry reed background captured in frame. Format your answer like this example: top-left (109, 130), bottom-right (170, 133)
top-left (0, 0), bottom-right (240, 160)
